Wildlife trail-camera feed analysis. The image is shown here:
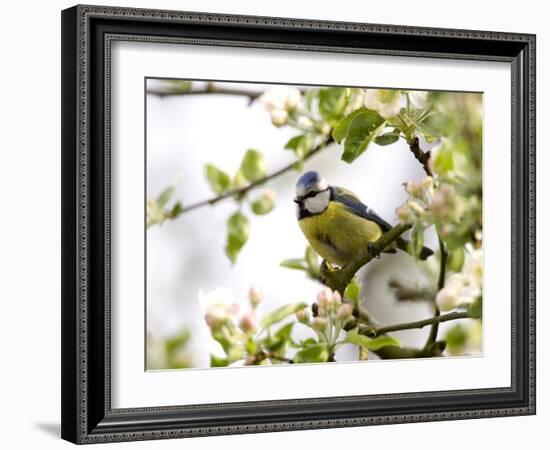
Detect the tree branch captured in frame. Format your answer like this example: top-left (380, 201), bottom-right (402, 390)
top-left (408, 137), bottom-right (432, 177)
top-left (177, 137), bottom-right (332, 215)
top-left (423, 234), bottom-right (447, 348)
top-left (321, 222), bottom-right (412, 295)
top-left (147, 83), bottom-right (264, 103)
top-left (360, 310), bottom-right (471, 337)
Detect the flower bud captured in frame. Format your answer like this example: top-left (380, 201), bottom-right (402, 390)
top-left (204, 310), bottom-right (226, 330)
top-left (396, 205), bottom-right (412, 223)
top-left (421, 176), bottom-right (434, 193)
top-left (284, 88), bottom-right (301, 110)
top-left (407, 199), bottom-right (426, 215)
top-left (297, 116), bottom-right (313, 129)
top-left (270, 109), bottom-right (288, 127)
top-left (332, 290), bottom-right (342, 307)
top-left (295, 307), bottom-right (309, 323)
top-left (248, 287), bottom-right (262, 308)
top-left (316, 287), bottom-right (333, 313)
top-left (239, 311), bottom-right (257, 334)
top-left (336, 303), bottom-right (353, 322)
top-left (405, 180), bottom-right (422, 197)
top-left (311, 316), bottom-right (328, 332)
top-left (319, 123), bottom-right (332, 136)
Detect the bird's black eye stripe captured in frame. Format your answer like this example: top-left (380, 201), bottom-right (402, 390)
top-left (303, 188), bottom-right (330, 199)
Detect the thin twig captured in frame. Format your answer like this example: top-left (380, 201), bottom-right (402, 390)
top-left (424, 234), bottom-right (447, 347)
top-left (147, 85), bottom-right (264, 102)
top-left (178, 137), bottom-right (332, 215)
top-left (361, 310), bottom-right (471, 337)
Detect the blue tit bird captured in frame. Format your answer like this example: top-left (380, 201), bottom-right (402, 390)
top-left (294, 171), bottom-right (433, 268)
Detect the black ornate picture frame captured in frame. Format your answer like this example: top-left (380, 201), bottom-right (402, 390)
top-left (61, 4), bottom-right (536, 444)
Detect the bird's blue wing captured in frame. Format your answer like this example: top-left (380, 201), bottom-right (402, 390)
top-left (331, 186), bottom-right (392, 232)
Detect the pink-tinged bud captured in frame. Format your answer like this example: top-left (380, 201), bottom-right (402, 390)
top-left (429, 191), bottom-right (449, 218)
top-left (239, 311), bottom-right (257, 334)
top-left (396, 205), bottom-right (412, 222)
top-left (317, 287), bottom-right (333, 312)
top-left (204, 310), bottom-right (225, 330)
top-left (295, 308), bottom-right (309, 323)
top-left (336, 303), bottom-right (353, 322)
top-left (405, 180), bottom-right (422, 196)
top-left (311, 316), bottom-right (328, 332)
top-left (248, 287), bottom-right (262, 308)
top-left (332, 290), bottom-right (342, 306)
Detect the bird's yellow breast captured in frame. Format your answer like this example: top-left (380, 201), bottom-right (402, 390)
top-left (298, 201), bottom-right (383, 267)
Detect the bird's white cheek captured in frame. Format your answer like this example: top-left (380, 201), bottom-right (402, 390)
top-left (304, 190), bottom-right (330, 214)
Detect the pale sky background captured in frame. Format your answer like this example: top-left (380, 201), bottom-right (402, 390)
top-left (146, 80), bottom-right (468, 368)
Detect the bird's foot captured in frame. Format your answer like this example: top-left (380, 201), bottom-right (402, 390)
top-left (321, 259), bottom-right (341, 273)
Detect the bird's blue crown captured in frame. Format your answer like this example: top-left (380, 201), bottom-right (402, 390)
top-left (296, 171), bottom-right (327, 196)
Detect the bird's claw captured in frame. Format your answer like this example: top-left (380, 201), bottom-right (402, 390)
top-left (321, 259), bottom-right (341, 273)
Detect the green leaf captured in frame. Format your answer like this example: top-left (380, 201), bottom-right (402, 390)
top-left (240, 149), bottom-right (266, 182)
top-left (170, 201), bottom-right (184, 219)
top-left (432, 146), bottom-right (455, 174)
top-left (411, 117), bottom-right (442, 141)
top-left (284, 134), bottom-right (313, 159)
top-left (294, 343), bottom-right (329, 363)
top-left (344, 278), bottom-right (360, 303)
top-left (227, 345), bottom-right (244, 363)
top-left (264, 323), bottom-right (295, 353)
top-left (375, 132), bottom-right (400, 146)
top-left (211, 330), bottom-right (233, 353)
top-left (407, 223), bottom-right (425, 260)
top-left (225, 212), bottom-right (250, 263)
top-left (447, 247), bottom-right (465, 273)
top-left (164, 328), bottom-right (191, 354)
top-left (445, 324), bottom-right (468, 354)
top-left (346, 328), bottom-right (401, 351)
top-left (251, 194), bottom-right (274, 215)
top-left (305, 246), bottom-right (319, 272)
top-left (245, 337), bottom-right (257, 355)
top-left (468, 297), bottom-right (482, 319)
top-left (280, 258), bottom-right (308, 271)
top-left (261, 302), bottom-right (308, 328)
top-left (210, 354), bottom-right (229, 367)
top-left (332, 107), bottom-right (368, 143)
top-left (205, 164), bottom-right (231, 194)
top-left (156, 186), bottom-right (175, 208)
top-left (341, 110), bottom-right (386, 163)
top-left (318, 87), bottom-right (349, 126)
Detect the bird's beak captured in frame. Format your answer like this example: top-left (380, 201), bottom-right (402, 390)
top-left (293, 196), bottom-right (302, 204)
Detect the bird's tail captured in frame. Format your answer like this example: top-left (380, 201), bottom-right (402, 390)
top-left (395, 237), bottom-right (434, 260)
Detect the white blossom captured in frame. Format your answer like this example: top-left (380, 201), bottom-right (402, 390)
top-left (364, 89), bottom-right (402, 118)
top-left (436, 249), bottom-right (483, 312)
top-left (258, 87), bottom-right (302, 127)
top-left (409, 91), bottom-right (429, 109)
